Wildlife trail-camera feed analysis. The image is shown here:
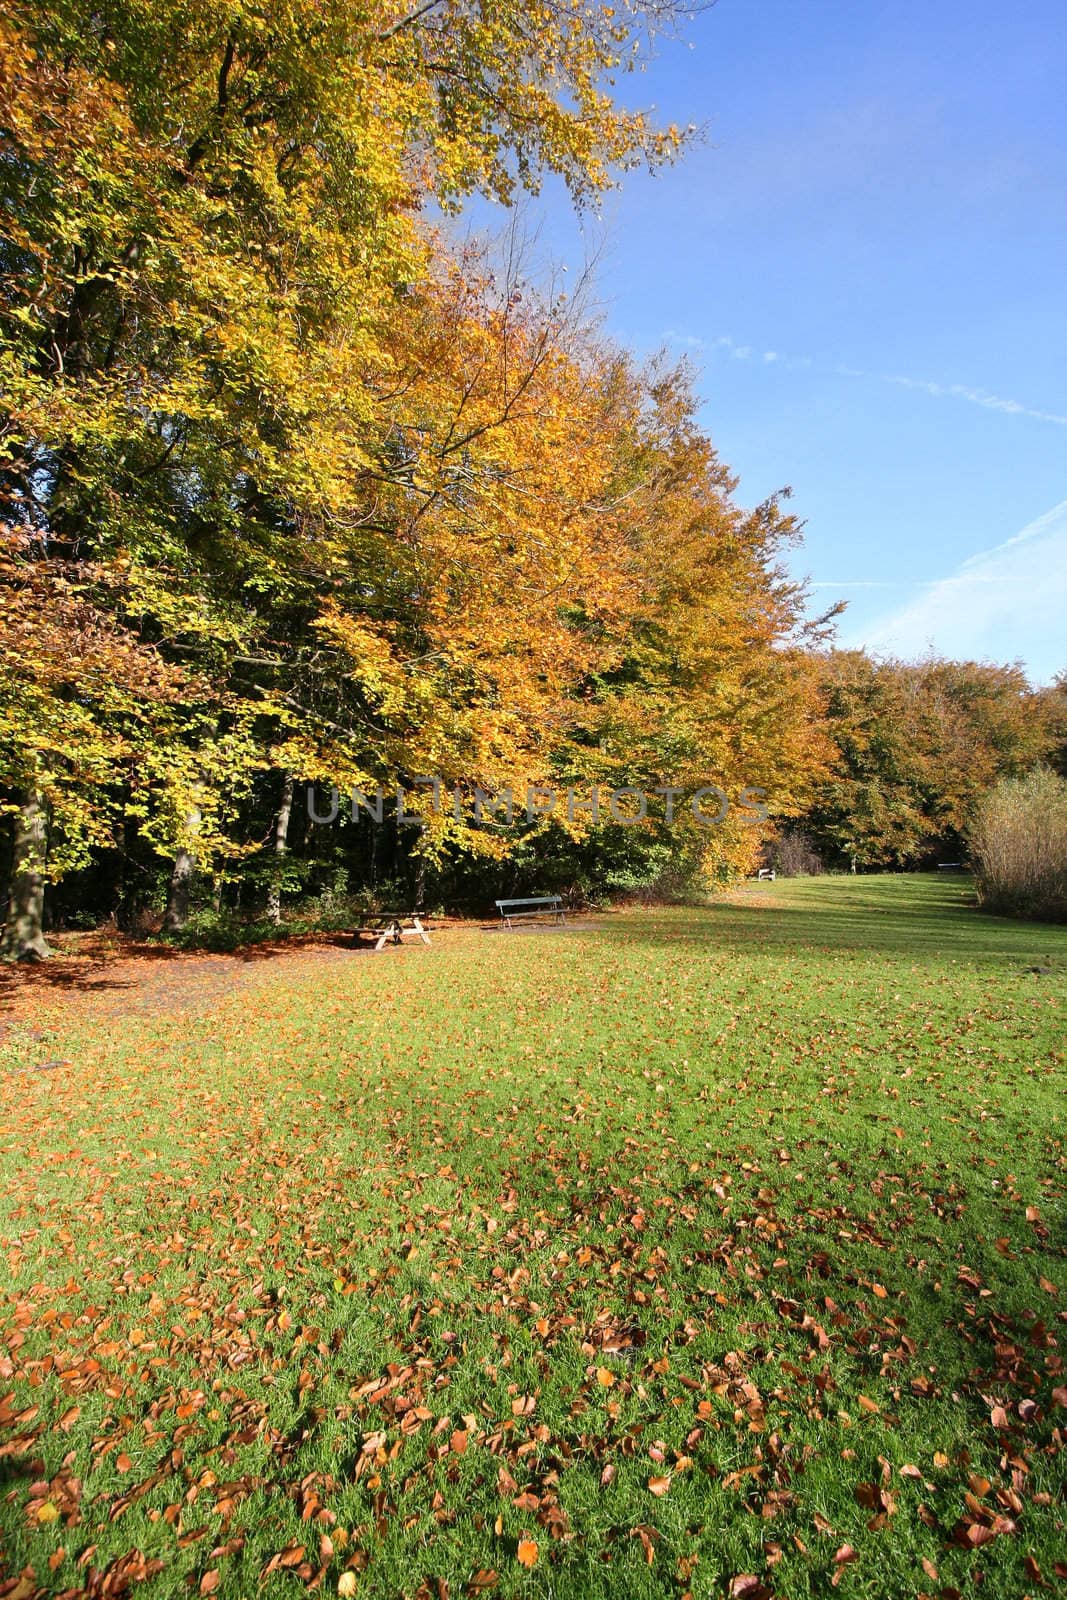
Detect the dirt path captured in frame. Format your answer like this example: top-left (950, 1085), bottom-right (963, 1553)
top-left (0, 931), bottom-right (397, 1035)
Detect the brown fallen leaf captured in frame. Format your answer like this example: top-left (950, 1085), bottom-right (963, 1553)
top-left (199, 1572), bottom-right (219, 1596)
top-left (466, 1571), bottom-right (498, 1594)
top-left (648, 1475), bottom-right (671, 1497)
top-left (730, 1578), bottom-right (769, 1599)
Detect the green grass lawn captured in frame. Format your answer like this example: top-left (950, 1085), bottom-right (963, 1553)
top-left (1, 875), bottom-right (1064, 1599)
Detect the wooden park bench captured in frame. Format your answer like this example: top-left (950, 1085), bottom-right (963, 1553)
top-left (354, 911), bottom-right (431, 951)
top-left (495, 895), bottom-right (566, 930)
top-left (757, 868), bottom-right (776, 881)
top-left (936, 862), bottom-right (964, 873)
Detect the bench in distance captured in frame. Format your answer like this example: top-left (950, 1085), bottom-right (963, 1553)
top-left (495, 895), bottom-right (566, 929)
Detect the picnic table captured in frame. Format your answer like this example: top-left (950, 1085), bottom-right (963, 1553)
top-left (354, 911), bottom-right (431, 951)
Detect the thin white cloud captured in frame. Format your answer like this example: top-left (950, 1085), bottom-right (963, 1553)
top-left (884, 374), bottom-right (1067, 428)
top-left (841, 498), bottom-right (1067, 684)
top-left (663, 331), bottom-right (1067, 428)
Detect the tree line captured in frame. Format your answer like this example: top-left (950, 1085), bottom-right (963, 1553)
top-left (2, 2), bottom-right (1063, 955)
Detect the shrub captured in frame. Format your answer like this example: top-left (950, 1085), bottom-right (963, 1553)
top-left (968, 767), bottom-right (1067, 922)
top-left (769, 830), bottom-right (825, 877)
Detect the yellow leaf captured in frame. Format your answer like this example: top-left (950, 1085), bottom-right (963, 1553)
top-left (596, 1367), bottom-right (615, 1388)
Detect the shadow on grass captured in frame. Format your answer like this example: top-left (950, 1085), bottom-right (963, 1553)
top-left (0, 928), bottom-right (366, 1009)
top-left (608, 875), bottom-right (1067, 969)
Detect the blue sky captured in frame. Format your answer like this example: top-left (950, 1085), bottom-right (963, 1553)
top-left (455, 0), bottom-right (1067, 684)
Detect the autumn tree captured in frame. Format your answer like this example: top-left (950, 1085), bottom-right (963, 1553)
top-left (0, 0), bottom-right (697, 945)
top-left (800, 653), bottom-right (1055, 869)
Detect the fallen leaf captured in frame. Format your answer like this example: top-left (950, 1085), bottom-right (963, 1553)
top-left (516, 1539), bottom-right (538, 1569)
top-left (466, 1571), bottom-right (498, 1594)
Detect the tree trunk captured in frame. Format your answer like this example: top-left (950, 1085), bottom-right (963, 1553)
top-left (2, 790), bottom-right (52, 960)
top-left (266, 771), bottom-right (294, 925)
top-left (163, 805), bottom-right (201, 933)
top-left (413, 839), bottom-right (427, 910)
top-left (103, 812), bottom-right (127, 928)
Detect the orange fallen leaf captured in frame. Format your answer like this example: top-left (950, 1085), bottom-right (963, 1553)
top-left (648, 1475), bottom-right (671, 1497)
top-left (516, 1539), bottom-right (538, 1568)
top-left (596, 1367), bottom-right (615, 1388)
